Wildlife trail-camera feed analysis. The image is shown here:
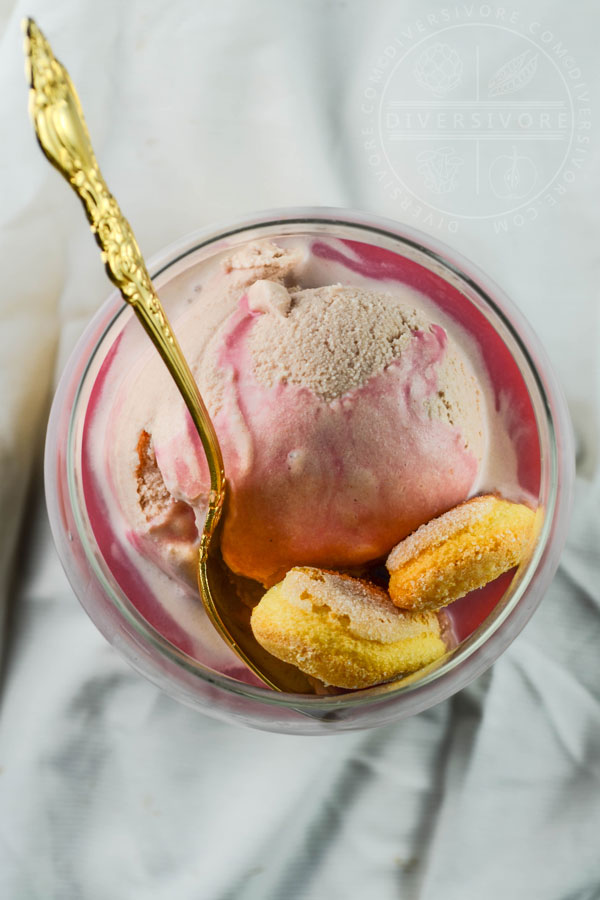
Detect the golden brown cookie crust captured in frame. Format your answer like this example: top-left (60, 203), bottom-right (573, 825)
top-left (251, 567), bottom-right (446, 689)
top-left (386, 494), bottom-right (536, 612)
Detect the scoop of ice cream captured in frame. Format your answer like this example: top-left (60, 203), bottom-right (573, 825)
top-left (149, 275), bottom-right (486, 586)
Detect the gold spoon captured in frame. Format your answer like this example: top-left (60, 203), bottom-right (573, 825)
top-left (24, 18), bottom-right (314, 694)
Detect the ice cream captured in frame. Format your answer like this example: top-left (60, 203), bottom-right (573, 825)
top-left (78, 229), bottom-right (537, 688)
top-left (112, 239), bottom-right (491, 591)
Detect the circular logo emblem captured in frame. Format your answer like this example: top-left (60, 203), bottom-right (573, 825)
top-left (361, 15), bottom-right (590, 231)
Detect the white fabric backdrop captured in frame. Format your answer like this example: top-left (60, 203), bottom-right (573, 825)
top-left (1, 1), bottom-right (599, 897)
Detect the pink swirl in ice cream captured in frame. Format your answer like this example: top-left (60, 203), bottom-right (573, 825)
top-left (131, 240), bottom-right (486, 587)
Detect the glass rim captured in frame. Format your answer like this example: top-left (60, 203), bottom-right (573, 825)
top-left (64, 206), bottom-right (570, 712)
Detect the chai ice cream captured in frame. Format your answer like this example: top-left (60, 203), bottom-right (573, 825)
top-left (74, 224), bottom-right (541, 691)
top-left (104, 239), bottom-right (502, 592)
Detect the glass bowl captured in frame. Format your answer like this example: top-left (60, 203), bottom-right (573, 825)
top-left (45, 208), bottom-right (574, 734)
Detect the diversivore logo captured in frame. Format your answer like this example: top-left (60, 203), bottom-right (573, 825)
top-left (360, 7), bottom-right (591, 234)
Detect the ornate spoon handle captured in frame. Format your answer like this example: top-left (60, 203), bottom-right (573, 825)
top-left (24, 18), bottom-right (225, 544)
